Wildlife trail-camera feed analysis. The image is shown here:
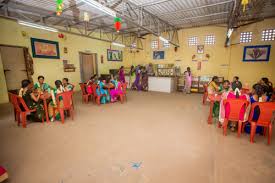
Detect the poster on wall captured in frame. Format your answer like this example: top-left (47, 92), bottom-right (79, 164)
top-left (243, 45), bottom-right (271, 62)
top-left (197, 45), bottom-right (204, 54)
top-left (30, 38), bottom-right (60, 59)
top-left (153, 51), bottom-right (165, 60)
top-left (107, 49), bottom-right (123, 61)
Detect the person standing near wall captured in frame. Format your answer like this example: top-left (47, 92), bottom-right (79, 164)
top-left (119, 66), bottom-right (126, 83)
top-left (183, 67), bottom-right (192, 94)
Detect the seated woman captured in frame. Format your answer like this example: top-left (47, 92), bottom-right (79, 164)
top-left (208, 76), bottom-right (221, 118)
top-left (86, 74), bottom-right (97, 95)
top-left (34, 75), bottom-right (51, 93)
top-left (96, 77), bottom-right (110, 104)
top-left (219, 81), bottom-right (250, 131)
top-left (221, 80), bottom-right (230, 92)
top-left (259, 77), bottom-right (273, 98)
top-left (48, 80), bottom-right (65, 121)
top-left (62, 78), bottom-right (73, 91)
top-left (110, 75), bottom-right (123, 102)
top-left (18, 79), bottom-right (44, 122)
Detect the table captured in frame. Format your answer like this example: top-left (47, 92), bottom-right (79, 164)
top-left (40, 92), bottom-right (51, 123)
top-left (207, 94), bottom-right (222, 124)
top-left (148, 76), bottom-right (175, 93)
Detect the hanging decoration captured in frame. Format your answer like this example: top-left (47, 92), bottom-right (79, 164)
top-left (241, 0), bottom-right (249, 12)
top-left (56, 0), bottom-right (64, 16)
top-left (58, 33), bottom-right (65, 39)
top-left (114, 17), bottom-right (122, 32)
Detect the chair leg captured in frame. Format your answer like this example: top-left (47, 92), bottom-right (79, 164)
top-left (250, 122), bottom-right (257, 143)
top-left (14, 108), bottom-right (17, 121)
top-left (17, 112), bottom-right (20, 126)
top-left (59, 109), bottom-right (65, 124)
top-left (263, 127), bottom-right (267, 136)
top-left (241, 122), bottom-right (247, 133)
top-left (22, 113), bottom-right (27, 128)
top-left (268, 124), bottom-right (272, 145)
top-left (223, 119), bottom-right (228, 136)
top-left (70, 109), bottom-right (74, 120)
top-left (96, 97), bottom-right (100, 105)
top-left (119, 94), bottom-right (124, 104)
top-left (237, 121), bottom-right (243, 138)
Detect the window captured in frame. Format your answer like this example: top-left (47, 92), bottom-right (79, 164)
top-left (188, 36), bottom-right (198, 46)
top-left (262, 29), bottom-right (275, 41)
top-left (163, 40), bottom-right (170, 48)
top-left (240, 32), bottom-right (252, 43)
top-left (151, 40), bottom-right (158, 49)
top-left (205, 35), bottom-right (215, 45)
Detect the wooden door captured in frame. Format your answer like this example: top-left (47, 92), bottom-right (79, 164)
top-left (80, 53), bottom-right (97, 82)
top-left (0, 46), bottom-right (28, 91)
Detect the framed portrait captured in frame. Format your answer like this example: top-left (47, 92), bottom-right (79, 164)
top-left (197, 45), bottom-right (204, 54)
top-left (107, 49), bottom-right (123, 61)
top-left (243, 45), bottom-right (271, 62)
top-left (153, 51), bottom-right (165, 60)
top-left (31, 38), bottom-right (60, 59)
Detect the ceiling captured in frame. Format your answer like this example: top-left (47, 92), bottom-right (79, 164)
top-left (1, 0), bottom-right (275, 47)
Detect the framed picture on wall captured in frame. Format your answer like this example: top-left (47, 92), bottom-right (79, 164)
top-left (197, 45), bottom-right (204, 54)
top-left (107, 49), bottom-right (123, 61)
top-left (153, 51), bottom-right (165, 60)
top-left (30, 38), bottom-right (60, 59)
top-left (243, 45), bottom-right (271, 62)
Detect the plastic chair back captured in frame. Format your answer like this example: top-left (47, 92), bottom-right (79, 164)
top-left (92, 84), bottom-right (100, 96)
top-left (9, 93), bottom-right (22, 112)
top-left (17, 96), bottom-right (32, 112)
top-left (121, 82), bottom-right (127, 94)
top-left (79, 83), bottom-right (87, 95)
top-left (249, 102), bottom-right (275, 125)
top-left (223, 99), bottom-right (249, 121)
top-left (56, 91), bottom-right (73, 109)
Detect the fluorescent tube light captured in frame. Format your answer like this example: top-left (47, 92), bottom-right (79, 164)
top-left (159, 36), bottom-right (168, 42)
top-left (81, 0), bottom-right (116, 17)
top-left (227, 28), bottom-right (234, 38)
top-left (18, 21), bottom-right (58, 32)
top-left (112, 42), bottom-right (125, 48)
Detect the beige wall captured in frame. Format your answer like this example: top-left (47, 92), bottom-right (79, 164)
top-left (124, 18), bottom-right (275, 86)
top-left (0, 52), bottom-right (9, 103)
top-left (0, 17), bottom-right (275, 103)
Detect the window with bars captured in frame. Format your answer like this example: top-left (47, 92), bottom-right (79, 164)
top-left (163, 40), bottom-right (170, 48)
top-left (188, 36), bottom-right (198, 46)
top-left (261, 29), bottom-right (275, 41)
top-left (240, 32), bottom-right (252, 43)
top-left (151, 40), bottom-right (158, 49)
top-left (204, 35), bottom-right (215, 45)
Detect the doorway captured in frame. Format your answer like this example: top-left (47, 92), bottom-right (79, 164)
top-left (79, 52), bottom-right (98, 83)
top-left (0, 46), bottom-right (28, 92)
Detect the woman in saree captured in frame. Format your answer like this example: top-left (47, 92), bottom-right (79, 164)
top-left (34, 75), bottom-right (51, 93)
top-left (119, 66), bottom-right (126, 83)
top-left (208, 76), bottom-right (221, 118)
top-left (183, 67), bottom-right (192, 94)
top-left (48, 80), bottom-right (65, 121)
top-left (141, 67), bottom-right (149, 91)
top-left (219, 81), bottom-right (250, 131)
top-left (110, 75), bottom-right (123, 102)
top-left (96, 77), bottom-right (110, 104)
top-left (132, 65), bottom-right (142, 91)
top-left (19, 79), bottom-right (45, 122)
top-left (129, 65), bottom-right (136, 88)
top-left (62, 78), bottom-right (74, 91)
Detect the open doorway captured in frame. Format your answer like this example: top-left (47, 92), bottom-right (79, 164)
top-left (0, 46), bottom-right (29, 93)
top-left (79, 52), bottom-right (98, 83)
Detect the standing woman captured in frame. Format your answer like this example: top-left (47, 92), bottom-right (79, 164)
top-left (133, 65), bottom-right (142, 91)
top-left (183, 67), bottom-right (192, 94)
top-left (119, 66), bottom-right (126, 83)
top-left (129, 65), bottom-right (136, 88)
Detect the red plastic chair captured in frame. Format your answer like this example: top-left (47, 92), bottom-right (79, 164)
top-left (91, 84), bottom-right (106, 105)
top-left (202, 84), bottom-right (208, 105)
top-left (17, 96), bottom-right (44, 128)
top-left (223, 99), bottom-right (249, 137)
top-left (272, 87), bottom-right (275, 101)
top-left (9, 93), bottom-right (21, 124)
top-left (53, 91), bottom-right (74, 124)
top-left (79, 83), bottom-right (91, 103)
top-left (121, 82), bottom-right (128, 101)
top-left (248, 102), bottom-right (275, 145)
